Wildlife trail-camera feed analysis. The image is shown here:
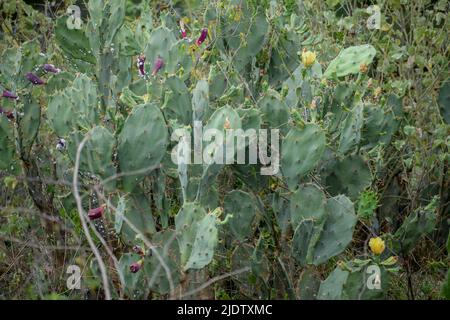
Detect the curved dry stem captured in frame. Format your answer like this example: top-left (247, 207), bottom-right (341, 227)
top-left (180, 267), bottom-right (251, 299)
top-left (72, 135), bottom-right (112, 300)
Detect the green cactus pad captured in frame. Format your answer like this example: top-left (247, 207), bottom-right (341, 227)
top-left (120, 191), bottom-right (157, 244)
top-left (438, 80), bottom-right (450, 124)
top-left (324, 44), bottom-right (376, 78)
top-left (175, 203), bottom-right (206, 266)
top-left (290, 184), bottom-right (326, 230)
top-left (259, 93), bottom-right (290, 133)
top-left (317, 267), bottom-right (349, 300)
top-left (18, 95), bottom-right (40, 155)
top-left (184, 214), bottom-right (218, 270)
top-left (324, 154), bottom-right (372, 200)
top-left (162, 76), bottom-right (192, 125)
top-left (144, 230), bottom-right (181, 294)
top-left (224, 190), bottom-right (258, 241)
top-left (192, 79), bottom-right (209, 122)
top-left (338, 103), bottom-right (363, 155)
top-left (68, 126), bottom-right (116, 186)
top-left (281, 124), bottom-right (326, 190)
top-left (291, 194), bottom-right (357, 266)
top-left (311, 195), bottom-right (357, 265)
top-left (55, 17), bottom-right (95, 64)
top-left (117, 103), bottom-right (168, 191)
top-left (0, 117), bottom-right (14, 170)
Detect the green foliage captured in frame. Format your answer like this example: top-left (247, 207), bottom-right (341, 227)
top-left (357, 190), bottom-right (378, 220)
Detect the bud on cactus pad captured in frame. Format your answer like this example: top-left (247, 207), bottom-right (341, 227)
top-left (301, 49), bottom-right (316, 67)
top-left (132, 245), bottom-right (145, 256)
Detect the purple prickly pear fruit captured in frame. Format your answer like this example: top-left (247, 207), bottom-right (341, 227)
top-left (137, 54), bottom-right (146, 77)
top-left (152, 56), bottom-right (164, 76)
top-left (43, 63), bottom-right (61, 74)
top-left (180, 20), bottom-right (187, 39)
top-left (196, 28), bottom-right (208, 46)
top-left (2, 90), bottom-right (19, 100)
top-left (26, 72), bottom-right (45, 85)
top-left (129, 260), bottom-right (143, 273)
top-left (87, 205), bottom-right (105, 220)
top-left (0, 107), bottom-right (15, 120)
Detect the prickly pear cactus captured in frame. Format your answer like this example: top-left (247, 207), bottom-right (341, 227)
top-left (5, 0), bottom-right (442, 301)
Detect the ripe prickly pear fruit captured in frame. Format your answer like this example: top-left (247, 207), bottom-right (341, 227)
top-left (152, 56), bottom-right (164, 76)
top-left (26, 72), bottom-right (45, 85)
top-left (0, 107), bottom-right (15, 120)
top-left (2, 90), bottom-right (19, 100)
top-left (136, 54), bottom-right (146, 77)
top-left (129, 260), bottom-right (143, 273)
top-left (87, 205), bottom-right (105, 220)
top-left (196, 28), bottom-right (208, 46)
top-left (180, 20), bottom-right (187, 39)
top-left (43, 63), bottom-right (61, 73)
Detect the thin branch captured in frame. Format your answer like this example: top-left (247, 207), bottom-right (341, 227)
top-left (72, 135), bottom-right (111, 300)
top-left (180, 267), bottom-right (251, 299)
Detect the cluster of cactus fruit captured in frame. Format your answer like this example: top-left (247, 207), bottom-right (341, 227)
top-left (0, 0), bottom-right (441, 299)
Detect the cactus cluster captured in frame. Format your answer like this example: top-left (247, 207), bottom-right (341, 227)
top-left (4, 0), bottom-right (443, 301)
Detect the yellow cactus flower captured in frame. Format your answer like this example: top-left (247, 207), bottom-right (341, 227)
top-left (301, 49), bottom-right (316, 67)
top-left (369, 237), bottom-right (385, 255)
